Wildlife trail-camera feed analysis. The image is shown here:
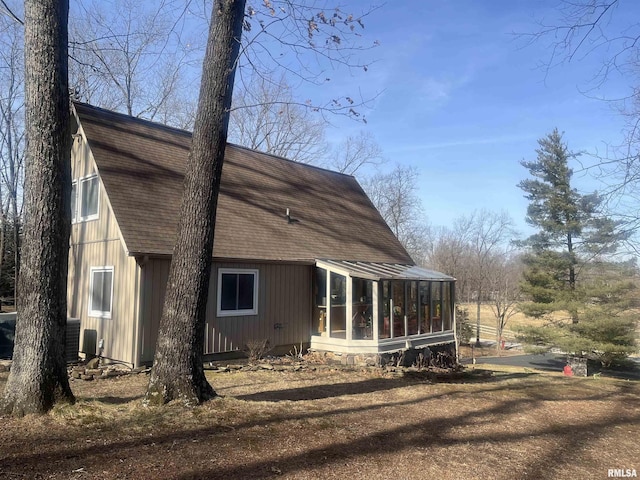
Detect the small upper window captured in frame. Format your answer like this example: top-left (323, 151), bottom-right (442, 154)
top-left (72, 175), bottom-right (99, 222)
top-left (89, 266), bottom-right (113, 318)
top-left (217, 268), bottom-right (259, 316)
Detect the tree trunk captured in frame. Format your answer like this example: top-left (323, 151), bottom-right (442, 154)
top-left (1, 0), bottom-right (74, 415)
top-left (145, 0), bottom-right (246, 407)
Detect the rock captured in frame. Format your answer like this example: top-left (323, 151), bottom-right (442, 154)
top-left (81, 374), bottom-right (94, 381)
top-left (86, 357), bottom-right (100, 369)
top-left (258, 363), bottom-right (274, 370)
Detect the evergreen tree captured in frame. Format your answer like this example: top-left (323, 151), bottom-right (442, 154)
top-left (516, 129), bottom-right (637, 365)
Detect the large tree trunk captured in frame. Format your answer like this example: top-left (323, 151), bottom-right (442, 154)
top-left (0, 0), bottom-right (74, 415)
top-left (145, 0), bottom-right (246, 406)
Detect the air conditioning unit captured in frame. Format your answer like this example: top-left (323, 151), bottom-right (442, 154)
top-left (0, 315), bottom-right (81, 364)
top-left (66, 318), bottom-right (81, 363)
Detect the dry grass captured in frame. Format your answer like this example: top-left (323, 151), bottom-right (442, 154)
top-left (1, 363), bottom-right (638, 480)
top-left (459, 302), bottom-right (554, 330)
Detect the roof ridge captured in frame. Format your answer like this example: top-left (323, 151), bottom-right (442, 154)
top-left (72, 102), bottom-right (355, 180)
top-left (72, 101), bottom-right (193, 138)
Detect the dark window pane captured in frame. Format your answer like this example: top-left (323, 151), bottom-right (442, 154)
top-left (237, 274), bottom-right (255, 310)
top-left (91, 272), bottom-right (104, 311)
top-left (71, 182), bottom-right (77, 221)
top-left (220, 273), bottom-right (238, 310)
top-left (101, 271), bottom-right (113, 312)
top-left (81, 176), bottom-right (98, 217)
top-left (91, 270), bottom-right (112, 314)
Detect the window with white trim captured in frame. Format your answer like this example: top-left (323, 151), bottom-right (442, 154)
top-left (89, 266), bottom-right (113, 318)
top-left (217, 268), bottom-right (259, 316)
top-left (72, 174), bottom-right (99, 222)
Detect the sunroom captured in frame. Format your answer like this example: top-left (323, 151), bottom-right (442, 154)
top-left (310, 259), bottom-right (456, 354)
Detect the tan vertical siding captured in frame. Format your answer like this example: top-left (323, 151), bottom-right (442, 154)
top-left (70, 126), bottom-right (125, 249)
top-left (205, 262), bottom-right (311, 354)
top-left (140, 260), bottom-right (312, 358)
top-left (67, 240), bottom-right (138, 365)
top-left (68, 126), bottom-right (139, 366)
top-left (139, 258), bottom-right (169, 363)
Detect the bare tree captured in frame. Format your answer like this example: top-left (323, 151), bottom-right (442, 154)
top-left (0, 11), bottom-right (24, 300)
top-left (486, 252), bottom-right (523, 353)
top-left (464, 209), bottom-right (516, 345)
top-left (328, 130), bottom-right (383, 175)
top-left (68, 0), bottom-right (198, 128)
top-left (146, 1), bottom-right (379, 406)
top-left (144, 0), bottom-right (245, 407)
top-left (228, 73), bottom-right (328, 163)
top-left (426, 210), bottom-right (517, 344)
top-left (362, 164), bottom-right (430, 262)
top-left (425, 219), bottom-right (475, 301)
top-left (1, 0), bottom-right (74, 415)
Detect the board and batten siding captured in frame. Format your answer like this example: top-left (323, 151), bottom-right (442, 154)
top-left (68, 128), bottom-right (140, 366)
top-left (139, 259), bottom-right (312, 363)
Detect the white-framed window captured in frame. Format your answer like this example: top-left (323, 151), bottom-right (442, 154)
top-left (72, 174), bottom-right (99, 222)
top-left (89, 266), bottom-right (114, 318)
top-left (217, 268), bottom-right (259, 317)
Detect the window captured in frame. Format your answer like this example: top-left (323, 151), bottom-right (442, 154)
top-left (71, 181), bottom-right (77, 222)
top-left (217, 268), bottom-right (259, 316)
top-left (72, 174), bottom-right (99, 222)
top-left (89, 267), bottom-right (113, 318)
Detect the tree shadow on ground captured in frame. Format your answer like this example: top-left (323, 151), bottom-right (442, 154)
top-left (175, 386), bottom-right (639, 479)
top-left (234, 370), bottom-right (537, 402)
top-left (1, 373), bottom-right (637, 479)
top-left (93, 395), bottom-right (144, 405)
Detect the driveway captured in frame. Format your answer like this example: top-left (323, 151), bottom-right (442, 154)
top-left (461, 353), bottom-right (640, 380)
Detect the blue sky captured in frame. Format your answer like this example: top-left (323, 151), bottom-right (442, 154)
top-left (306, 1), bottom-right (637, 236)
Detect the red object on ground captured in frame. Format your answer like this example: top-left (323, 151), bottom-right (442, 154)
top-left (563, 365), bottom-right (573, 376)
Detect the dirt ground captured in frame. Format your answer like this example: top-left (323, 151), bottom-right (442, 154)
top-left (0, 363), bottom-right (638, 480)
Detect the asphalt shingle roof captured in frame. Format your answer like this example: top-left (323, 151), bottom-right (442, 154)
top-left (73, 102), bottom-right (414, 264)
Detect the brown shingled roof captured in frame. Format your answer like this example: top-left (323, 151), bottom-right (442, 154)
top-left (73, 103), bottom-right (414, 264)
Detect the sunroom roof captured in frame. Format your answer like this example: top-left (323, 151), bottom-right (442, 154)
top-left (316, 259), bottom-right (455, 282)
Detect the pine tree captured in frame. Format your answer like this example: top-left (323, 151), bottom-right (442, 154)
top-left (516, 129), bottom-right (637, 365)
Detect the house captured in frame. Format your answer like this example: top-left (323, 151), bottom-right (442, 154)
top-left (68, 103), bottom-right (456, 367)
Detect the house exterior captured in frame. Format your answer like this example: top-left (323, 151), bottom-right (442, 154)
top-left (69, 103), bottom-right (456, 367)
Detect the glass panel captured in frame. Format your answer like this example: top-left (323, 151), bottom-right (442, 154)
top-left (431, 282), bottom-right (442, 332)
top-left (220, 273), bottom-right (237, 311)
top-left (391, 280), bottom-right (405, 337)
top-left (379, 281), bottom-right (390, 339)
top-left (91, 271), bottom-right (104, 312)
top-left (329, 272), bottom-right (346, 339)
top-left (101, 271), bottom-right (113, 313)
top-left (419, 281), bottom-right (430, 333)
top-left (91, 270), bottom-right (112, 314)
top-left (442, 282), bottom-right (452, 331)
top-left (81, 176), bottom-right (98, 218)
top-left (71, 182), bottom-right (77, 222)
top-left (312, 268), bottom-right (327, 335)
top-left (237, 273), bottom-right (255, 310)
top-left (407, 281), bottom-right (418, 335)
top-left (352, 278), bottom-right (373, 339)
